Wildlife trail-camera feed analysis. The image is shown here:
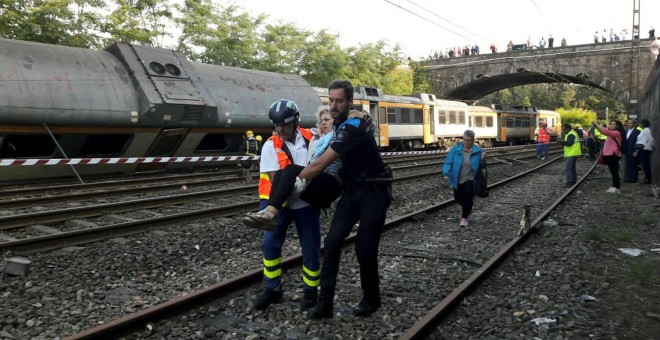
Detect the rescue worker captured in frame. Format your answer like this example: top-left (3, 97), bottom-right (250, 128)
top-left (239, 130), bottom-right (260, 178)
top-left (297, 79), bottom-right (393, 319)
top-left (558, 123), bottom-right (582, 187)
top-left (251, 99), bottom-right (321, 311)
top-left (535, 122), bottom-right (550, 160)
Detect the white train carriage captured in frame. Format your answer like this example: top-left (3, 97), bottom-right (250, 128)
top-left (432, 99), bottom-right (470, 147)
top-left (466, 105), bottom-right (498, 147)
top-left (538, 109), bottom-right (562, 141)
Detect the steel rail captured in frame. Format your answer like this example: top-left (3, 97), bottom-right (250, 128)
top-left (399, 159), bottom-right (598, 339)
top-left (0, 171), bottom-right (242, 201)
top-left (0, 185), bottom-right (255, 230)
top-left (64, 155), bottom-right (566, 340)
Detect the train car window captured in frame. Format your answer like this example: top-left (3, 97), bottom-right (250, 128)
top-left (475, 116), bottom-right (483, 127)
top-left (414, 109), bottom-right (423, 123)
top-left (459, 111), bottom-right (466, 125)
top-left (80, 135), bottom-right (132, 157)
top-left (506, 116), bottom-right (514, 128)
top-left (438, 111), bottom-right (447, 124)
top-left (149, 134), bottom-right (182, 156)
top-left (400, 108), bottom-right (411, 123)
top-left (0, 135), bottom-right (57, 158)
top-left (387, 107), bottom-right (397, 124)
top-left (522, 117), bottom-right (530, 127)
top-left (379, 107), bottom-right (387, 124)
top-left (449, 111), bottom-right (457, 124)
top-left (486, 116), bottom-right (494, 127)
top-left (197, 133), bottom-right (232, 152)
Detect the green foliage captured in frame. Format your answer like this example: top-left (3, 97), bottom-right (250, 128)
top-left (345, 41), bottom-right (405, 90)
top-left (104, 0), bottom-right (173, 46)
top-left (0, 0), bottom-right (104, 48)
top-left (409, 60), bottom-right (434, 94)
top-left (299, 30), bottom-right (347, 86)
top-left (607, 229), bottom-right (634, 242)
top-left (584, 229), bottom-right (602, 242)
top-left (629, 261), bottom-right (652, 281)
top-left (556, 107), bottom-right (597, 127)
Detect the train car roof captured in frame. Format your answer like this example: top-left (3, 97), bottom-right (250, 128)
top-left (382, 94), bottom-right (423, 104)
top-left (435, 99), bottom-right (469, 108)
top-left (467, 105), bottom-right (495, 112)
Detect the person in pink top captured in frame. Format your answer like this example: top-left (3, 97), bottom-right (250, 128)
top-left (592, 120), bottom-right (625, 193)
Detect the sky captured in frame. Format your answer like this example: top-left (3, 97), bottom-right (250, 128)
top-left (232, 0), bottom-right (659, 60)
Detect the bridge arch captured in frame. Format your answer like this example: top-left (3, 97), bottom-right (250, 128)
top-left (428, 39), bottom-right (657, 113)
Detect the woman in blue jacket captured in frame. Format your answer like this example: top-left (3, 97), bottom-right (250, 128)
top-left (442, 130), bottom-right (486, 227)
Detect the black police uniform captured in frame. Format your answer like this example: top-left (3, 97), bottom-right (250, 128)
top-left (320, 117), bottom-right (392, 307)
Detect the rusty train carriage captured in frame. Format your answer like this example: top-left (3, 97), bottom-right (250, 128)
top-left (0, 38), bottom-right (322, 181)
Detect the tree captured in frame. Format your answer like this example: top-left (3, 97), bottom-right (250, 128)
top-left (0, 0), bottom-right (104, 47)
top-left (260, 23), bottom-right (311, 74)
top-left (381, 67), bottom-right (412, 95)
top-left (409, 60), bottom-right (434, 94)
top-left (299, 30), bottom-right (347, 87)
top-left (176, 2), bottom-right (264, 68)
top-left (345, 41), bottom-right (404, 88)
top-left (104, 0), bottom-right (173, 46)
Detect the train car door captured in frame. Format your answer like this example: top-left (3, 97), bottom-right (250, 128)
top-left (499, 113), bottom-right (507, 142)
top-left (135, 128), bottom-right (189, 172)
top-left (423, 105), bottom-right (434, 144)
top-left (378, 105), bottom-right (389, 147)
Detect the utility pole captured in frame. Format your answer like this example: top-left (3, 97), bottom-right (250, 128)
top-left (629, 0), bottom-right (641, 117)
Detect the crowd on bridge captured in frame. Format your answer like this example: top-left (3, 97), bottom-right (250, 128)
top-left (593, 26), bottom-right (655, 43)
top-left (429, 25), bottom-right (656, 60)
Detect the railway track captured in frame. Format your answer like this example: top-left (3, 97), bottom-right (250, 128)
top-left (0, 147), bottom-right (558, 254)
top-left (61, 154), bottom-right (593, 339)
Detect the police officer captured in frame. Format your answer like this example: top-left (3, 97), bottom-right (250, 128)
top-left (298, 79), bottom-right (392, 319)
top-left (251, 99), bottom-right (321, 311)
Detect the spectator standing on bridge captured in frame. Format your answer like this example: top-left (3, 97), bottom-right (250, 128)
top-left (539, 36), bottom-right (546, 48)
top-left (610, 29), bottom-right (616, 42)
top-left (548, 35), bottom-right (554, 48)
top-left (558, 123), bottom-right (582, 187)
top-left (621, 28), bottom-right (628, 40)
top-left (635, 119), bottom-right (654, 184)
top-left (601, 29), bottom-right (607, 43)
top-left (594, 31), bottom-right (599, 43)
top-left (623, 119), bottom-right (641, 183)
top-left (650, 27), bottom-right (655, 38)
top-left (442, 130), bottom-right (486, 227)
top-left (561, 37), bottom-right (567, 47)
top-left (299, 79), bottom-right (393, 320)
top-left (507, 41), bottom-right (513, 52)
top-left (527, 36), bottom-right (533, 49)
top-left (592, 120), bottom-right (625, 193)
top-left (490, 43), bottom-right (497, 53)
top-left (249, 99), bottom-right (322, 312)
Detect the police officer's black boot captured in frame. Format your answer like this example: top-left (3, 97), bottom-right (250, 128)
top-left (309, 286), bottom-right (334, 319)
top-left (353, 292), bottom-right (381, 317)
top-left (300, 288), bottom-right (317, 310)
top-left (252, 285), bottom-right (283, 310)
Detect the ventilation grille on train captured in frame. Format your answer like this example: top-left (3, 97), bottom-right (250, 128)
top-left (182, 105), bottom-right (204, 122)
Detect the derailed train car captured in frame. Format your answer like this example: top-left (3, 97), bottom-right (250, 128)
top-left (0, 38), bottom-right (321, 181)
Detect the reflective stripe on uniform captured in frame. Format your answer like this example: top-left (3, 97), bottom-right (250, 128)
top-left (302, 265), bottom-right (320, 287)
top-left (263, 257), bottom-right (282, 279)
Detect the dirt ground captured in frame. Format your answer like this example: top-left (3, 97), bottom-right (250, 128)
top-left (574, 166), bottom-right (660, 339)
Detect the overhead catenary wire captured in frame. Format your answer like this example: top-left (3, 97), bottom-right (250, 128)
top-left (382, 0), bottom-right (476, 43)
top-left (402, 0), bottom-right (494, 43)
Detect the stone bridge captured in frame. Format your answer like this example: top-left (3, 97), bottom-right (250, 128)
top-left (427, 39), bottom-right (658, 114)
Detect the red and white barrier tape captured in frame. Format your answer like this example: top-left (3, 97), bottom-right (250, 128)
top-left (0, 155), bottom-right (258, 166)
top-left (0, 144), bottom-right (542, 166)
